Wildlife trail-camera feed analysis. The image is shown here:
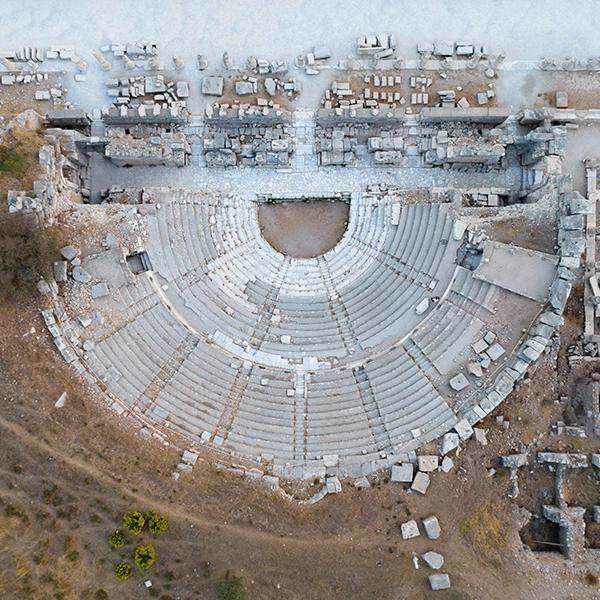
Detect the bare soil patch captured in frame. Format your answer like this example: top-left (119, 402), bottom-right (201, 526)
top-left (257, 200), bottom-right (349, 258)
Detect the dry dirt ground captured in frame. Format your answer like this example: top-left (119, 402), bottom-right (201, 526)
top-left (257, 200), bottom-right (350, 258)
top-left (0, 284), bottom-right (599, 599)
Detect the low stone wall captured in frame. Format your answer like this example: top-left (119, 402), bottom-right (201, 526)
top-left (420, 106), bottom-right (509, 124)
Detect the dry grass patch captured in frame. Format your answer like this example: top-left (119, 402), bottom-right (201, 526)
top-left (0, 126), bottom-right (45, 208)
top-left (459, 501), bottom-right (508, 557)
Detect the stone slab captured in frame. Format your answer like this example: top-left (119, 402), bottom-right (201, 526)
top-left (391, 463), bottom-right (414, 483)
top-left (422, 515), bottom-right (441, 539)
top-left (401, 519), bottom-right (420, 539)
top-left (422, 551), bottom-right (444, 569)
top-left (411, 471), bottom-right (431, 495)
top-left (429, 574), bottom-right (451, 591)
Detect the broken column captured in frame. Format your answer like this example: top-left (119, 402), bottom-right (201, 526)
top-left (501, 454), bottom-right (528, 499)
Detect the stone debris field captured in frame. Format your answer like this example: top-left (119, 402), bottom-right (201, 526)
top-left (4, 1), bottom-right (600, 594)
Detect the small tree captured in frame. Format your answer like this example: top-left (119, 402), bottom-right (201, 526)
top-left (133, 543), bottom-right (156, 569)
top-left (217, 574), bottom-right (245, 600)
top-left (108, 530), bottom-right (127, 549)
top-left (145, 511), bottom-right (169, 536)
top-left (115, 561), bottom-right (133, 580)
top-left (122, 511), bottom-right (145, 535)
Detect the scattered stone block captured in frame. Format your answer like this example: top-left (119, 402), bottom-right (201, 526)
top-left (415, 297), bottom-right (430, 315)
top-left (477, 91), bottom-right (489, 105)
top-left (326, 476), bottom-right (342, 494)
top-left (391, 463), bottom-right (414, 483)
top-left (235, 80), bottom-right (254, 95)
top-left (422, 515), bottom-right (441, 539)
top-left (454, 419), bottom-right (474, 440)
top-left (434, 41), bottom-right (453, 56)
top-left (417, 455), bottom-right (439, 472)
top-left (78, 316), bottom-right (92, 328)
top-left (182, 450), bottom-right (198, 465)
top-left (484, 331), bottom-right (497, 344)
top-left (411, 471), bottom-right (431, 495)
top-left (468, 362), bottom-right (483, 378)
top-left (472, 338), bottom-right (488, 354)
top-left (456, 45), bottom-right (475, 56)
top-left (441, 432), bottom-right (459, 455)
top-left (594, 506), bottom-right (600, 524)
top-left (452, 220), bottom-right (467, 241)
top-left (60, 245), bottom-right (79, 261)
top-left (486, 343), bottom-right (506, 361)
top-left (449, 373), bottom-right (469, 391)
top-left (428, 574), bottom-right (451, 591)
top-left (201, 76), bottom-right (224, 96)
top-left (265, 77), bottom-right (277, 96)
top-left (440, 456), bottom-right (454, 473)
top-left (53, 261), bottom-right (67, 283)
top-left (37, 279), bottom-right (51, 295)
top-left (176, 81), bottom-right (189, 98)
top-left (401, 519), bottom-right (420, 539)
top-left (473, 427), bottom-right (488, 445)
top-left (55, 392), bottom-right (67, 408)
top-left (421, 551), bottom-right (444, 569)
top-left (72, 266), bottom-right (92, 284)
top-left (417, 42), bottom-right (434, 54)
top-left (313, 45), bottom-right (332, 60)
top-left (353, 475), bottom-right (370, 488)
top-left (91, 282), bottom-right (109, 299)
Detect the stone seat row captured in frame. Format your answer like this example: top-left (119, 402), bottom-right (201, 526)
top-left (145, 194), bottom-right (460, 363)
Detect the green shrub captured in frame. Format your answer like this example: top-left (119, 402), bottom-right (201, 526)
top-left (123, 511), bottom-right (145, 535)
top-left (217, 575), bottom-right (245, 600)
top-left (0, 146), bottom-right (26, 177)
top-left (133, 543), bottom-right (156, 569)
top-left (0, 214), bottom-right (59, 301)
top-left (94, 590), bottom-right (109, 600)
top-left (493, 467), bottom-right (508, 480)
top-left (108, 530), bottom-right (127, 549)
top-left (145, 511), bottom-right (169, 536)
top-left (115, 562), bottom-right (133, 581)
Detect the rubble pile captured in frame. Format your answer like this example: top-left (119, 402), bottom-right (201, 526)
top-left (462, 187), bottom-right (511, 207)
top-left (245, 56), bottom-right (289, 76)
top-left (416, 41), bottom-right (492, 61)
top-left (105, 130), bottom-right (191, 167)
top-left (295, 44), bottom-right (332, 75)
top-left (95, 41), bottom-right (159, 71)
top-left (356, 33), bottom-right (397, 59)
top-left (105, 74), bottom-right (189, 113)
top-left (203, 122), bottom-right (292, 168)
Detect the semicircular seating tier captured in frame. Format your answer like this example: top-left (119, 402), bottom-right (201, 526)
top-left (78, 188), bottom-right (557, 479)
